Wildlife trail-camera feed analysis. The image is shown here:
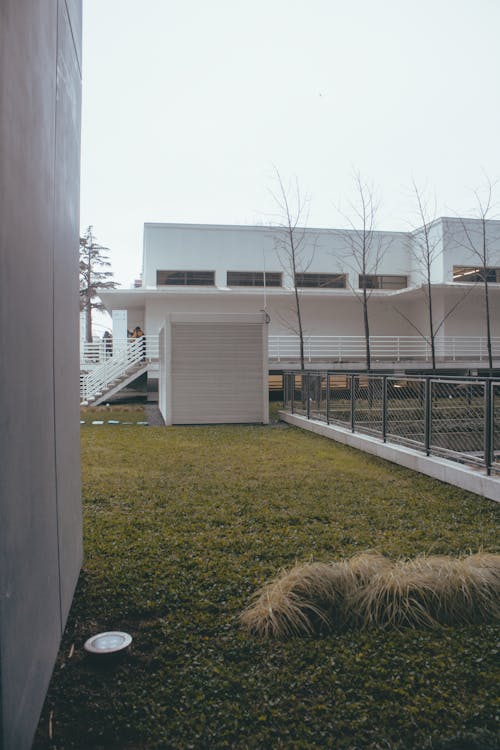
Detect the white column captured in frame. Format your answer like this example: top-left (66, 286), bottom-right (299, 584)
top-left (112, 310), bottom-right (128, 355)
top-left (79, 311), bottom-right (86, 346)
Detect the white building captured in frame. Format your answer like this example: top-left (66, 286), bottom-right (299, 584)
top-left (82, 217), bottom-right (500, 405)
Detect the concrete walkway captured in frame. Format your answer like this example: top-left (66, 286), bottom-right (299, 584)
top-left (145, 403), bottom-right (165, 426)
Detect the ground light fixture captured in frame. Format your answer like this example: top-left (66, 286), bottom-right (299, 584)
top-left (84, 631), bottom-right (132, 656)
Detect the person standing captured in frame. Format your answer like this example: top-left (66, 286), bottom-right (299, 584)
top-left (103, 330), bottom-right (112, 358)
top-left (132, 326), bottom-right (145, 361)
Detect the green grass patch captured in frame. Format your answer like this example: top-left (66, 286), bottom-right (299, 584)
top-left (34, 420), bottom-right (500, 749)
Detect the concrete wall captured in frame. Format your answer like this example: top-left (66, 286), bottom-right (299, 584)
top-left (442, 287), bottom-right (500, 338)
top-left (142, 223), bottom-right (411, 289)
top-left (393, 282), bottom-right (500, 342)
top-left (142, 219), bottom-right (500, 288)
top-left (0, 2), bottom-right (83, 749)
top-left (409, 220), bottom-right (445, 285)
top-left (442, 217), bottom-right (500, 282)
top-left (408, 216), bottom-right (500, 286)
top-left (143, 290), bottom-right (417, 339)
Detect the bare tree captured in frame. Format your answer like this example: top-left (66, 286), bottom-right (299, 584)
top-left (79, 226), bottom-right (118, 343)
top-left (451, 179), bottom-right (500, 371)
top-left (393, 183), bottom-right (473, 370)
top-left (269, 169), bottom-right (314, 371)
top-left (334, 172), bottom-right (391, 371)
top-left (408, 182), bottom-right (441, 369)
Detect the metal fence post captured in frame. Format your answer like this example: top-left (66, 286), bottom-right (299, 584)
top-left (485, 380), bottom-right (492, 476)
top-left (291, 373), bottom-right (295, 414)
top-left (425, 377), bottom-right (431, 456)
top-left (351, 374), bottom-right (356, 433)
top-left (326, 373), bottom-right (330, 425)
top-left (306, 373), bottom-right (310, 419)
top-left (382, 375), bottom-right (387, 443)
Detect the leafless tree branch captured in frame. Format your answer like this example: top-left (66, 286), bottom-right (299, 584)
top-left (451, 176), bottom-right (500, 370)
top-left (268, 167), bottom-right (315, 370)
top-left (332, 171), bottom-right (391, 370)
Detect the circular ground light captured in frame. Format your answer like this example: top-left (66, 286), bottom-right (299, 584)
top-left (84, 631), bottom-right (132, 655)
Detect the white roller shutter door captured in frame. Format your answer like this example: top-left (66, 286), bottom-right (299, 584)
top-left (171, 322), bottom-right (264, 424)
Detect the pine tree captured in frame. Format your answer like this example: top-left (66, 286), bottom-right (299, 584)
top-left (79, 226), bottom-right (118, 342)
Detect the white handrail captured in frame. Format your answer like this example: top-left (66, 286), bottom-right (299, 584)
top-left (81, 334), bottom-right (500, 367)
top-left (80, 334), bottom-right (500, 403)
top-left (267, 335), bottom-right (500, 361)
top-left (81, 335), bottom-right (159, 366)
top-left (80, 337), bottom-right (149, 404)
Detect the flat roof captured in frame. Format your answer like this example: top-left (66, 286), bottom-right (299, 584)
top-left (143, 221), bottom-right (410, 236)
top-left (97, 282), bottom-right (497, 313)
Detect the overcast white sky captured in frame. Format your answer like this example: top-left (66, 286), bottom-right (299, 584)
top-left (81, 0), bottom-right (500, 292)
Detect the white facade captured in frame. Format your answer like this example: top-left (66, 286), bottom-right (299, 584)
top-left (98, 218), bottom-right (500, 366)
top-left (142, 222), bottom-right (411, 288)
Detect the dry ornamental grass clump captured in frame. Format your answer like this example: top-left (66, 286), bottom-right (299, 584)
top-left (240, 552), bottom-right (500, 638)
top-left (347, 550), bottom-right (393, 583)
top-left (351, 556), bottom-right (451, 629)
top-left (240, 561), bottom-right (357, 638)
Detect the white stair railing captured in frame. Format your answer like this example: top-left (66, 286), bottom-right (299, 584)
top-left (81, 335), bottom-right (159, 367)
top-left (80, 338), bottom-right (147, 404)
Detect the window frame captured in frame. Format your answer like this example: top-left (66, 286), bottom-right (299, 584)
top-left (358, 274), bottom-right (408, 290)
top-left (453, 266), bottom-right (500, 283)
top-left (156, 270), bottom-right (215, 286)
top-left (294, 272), bottom-right (347, 289)
top-left (226, 271), bottom-right (282, 287)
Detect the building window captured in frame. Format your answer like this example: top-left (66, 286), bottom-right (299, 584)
top-left (157, 270), bottom-right (215, 286)
top-left (295, 272), bottom-right (346, 288)
top-left (359, 275), bottom-right (408, 290)
top-left (453, 266), bottom-right (500, 283)
top-left (227, 271), bottom-right (282, 287)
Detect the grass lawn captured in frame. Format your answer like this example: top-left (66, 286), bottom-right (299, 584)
top-left (34, 406), bottom-right (499, 750)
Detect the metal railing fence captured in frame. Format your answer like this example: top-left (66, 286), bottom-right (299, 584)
top-left (270, 335), bottom-right (500, 363)
top-left (81, 335), bottom-right (500, 368)
top-left (283, 371), bottom-right (500, 476)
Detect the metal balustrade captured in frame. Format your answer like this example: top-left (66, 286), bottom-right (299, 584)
top-left (283, 371), bottom-right (500, 476)
top-left (81, 334), bottom-right (500, 368)
top-left (386, 377), bottom-right (426, 449)
top-left (430, 380), bottom-right (486, 467)
top-left (268, 335), bottom-right (500, 362)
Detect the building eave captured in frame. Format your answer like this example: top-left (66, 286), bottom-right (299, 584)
top-left (96, 280), bottom-right (500, 313)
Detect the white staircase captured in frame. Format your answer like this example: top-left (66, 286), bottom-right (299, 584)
top-left (80, 338), bottom-right (150, 406)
